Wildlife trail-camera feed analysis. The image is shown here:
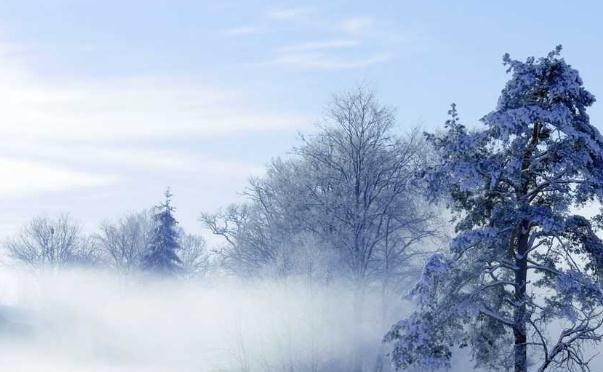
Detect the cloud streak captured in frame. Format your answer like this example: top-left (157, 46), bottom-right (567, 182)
top-left (0, 43), bottom-right (305, 201)
top-left (0, 76), bottom-right (308, 141)
top-left (267, 52), bottom-right (390, 70)
top-left (0, 157), bottom-right (116, 197)
top-left (337, 16), bottom-right (376, 35)
top-left (223, 26), bottom-right (261, 36)
top-left (266, 7), bottom-right (312, 21)
top-left (277, 39), bottom-right (360, 53)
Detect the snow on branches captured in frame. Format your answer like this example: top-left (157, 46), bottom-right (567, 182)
top-left (386, 46), bottom-right (603, 372)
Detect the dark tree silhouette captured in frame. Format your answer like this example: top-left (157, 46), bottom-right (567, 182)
top-left (142, 188), bottom-right (182, 275)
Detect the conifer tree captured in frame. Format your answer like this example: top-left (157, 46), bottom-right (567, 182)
top-left (142, 188), bottom-right (182, 275)
top-left (386, 47), bottom-right (603, 372)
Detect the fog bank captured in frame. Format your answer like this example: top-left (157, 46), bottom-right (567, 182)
top-left (0, 268), bottom-right (402, 372)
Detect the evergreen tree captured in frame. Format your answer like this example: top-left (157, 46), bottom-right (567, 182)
top-left (142, 188), bottom-right (182, 275)
top-left (386, 47), bottom-right (603, 372)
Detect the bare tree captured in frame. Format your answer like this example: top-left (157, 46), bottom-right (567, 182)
top-left (201, 203), bottom-right (295, 277)
top-left (294, 89), bottom-right (440, 284)
top-left (179, 232), bottom-right (210, 278)
top-left (6, 214), bottom-right (98, 268)
top-left (203, 88), bottom-right (441, 286)
top-left (95, 211), bottom-right (152, 273)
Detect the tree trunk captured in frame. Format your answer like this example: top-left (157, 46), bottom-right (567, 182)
top-left (512, 122), bottom-right (539, 372)
top-left (513, 222), bottom-right (529, 372)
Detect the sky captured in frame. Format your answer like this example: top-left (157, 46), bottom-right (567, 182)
top-left (0, 0), bottom-right (603, 242)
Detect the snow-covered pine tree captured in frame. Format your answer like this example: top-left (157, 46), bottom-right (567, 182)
top-left (141, 188), bottom-right (183, 275)
top-left (385, 46), bottom-right (603, 372)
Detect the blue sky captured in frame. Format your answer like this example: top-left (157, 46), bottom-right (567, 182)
top-left (0, 0), bottom-right (602, 239)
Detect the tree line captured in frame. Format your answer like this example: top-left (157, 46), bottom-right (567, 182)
top-left (5, 190), bottom-right (209, 277)
top-left (6, 88), bottom-right (443, 290)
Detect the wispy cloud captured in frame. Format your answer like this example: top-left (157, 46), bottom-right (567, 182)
top-left (277, 39), bottom-right (360, 53)
top-left (0, 74), bottom-right (309, 141)
top-left (0, 157), bottom-right (116, 197)
top-left (337, 16), bottom-right (376, 35)
top-left (0, 43), bottom-right (308, 200)
top-left (268, 52), bottom-right (390, 70)
top-left (257, 12), bottom-right (395, 71)
top-left (223, 26), bottom-right (261, 37)
top-left (3, 139), bottom-right (263, 175)
top-left (266, 7), bottom-right (312, 21)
